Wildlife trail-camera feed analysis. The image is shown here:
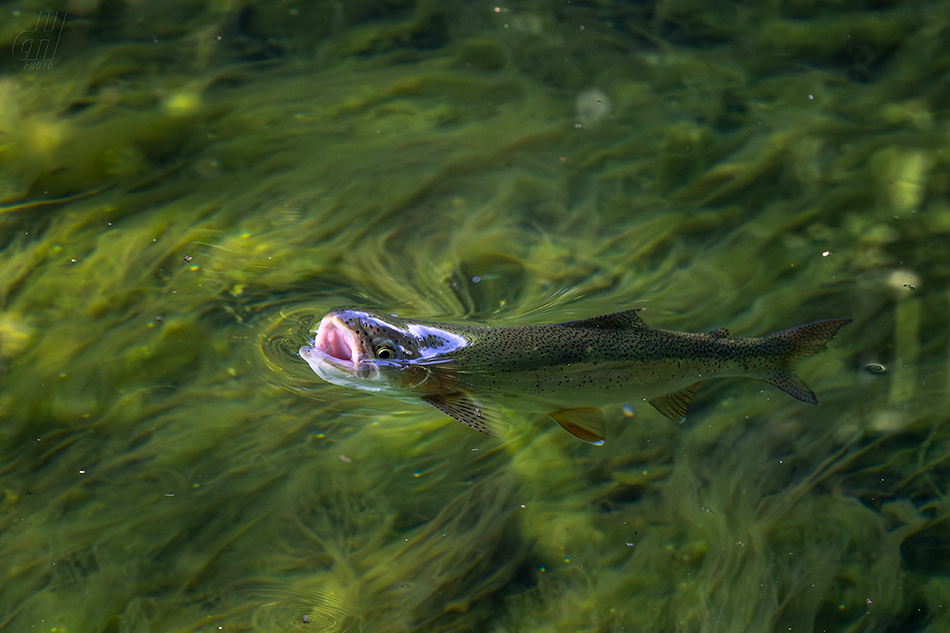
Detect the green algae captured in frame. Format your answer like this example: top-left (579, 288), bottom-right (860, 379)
top-left (1, 1), bottom-right (950, 632)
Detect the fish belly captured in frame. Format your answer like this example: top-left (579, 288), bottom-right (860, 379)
top-left (459, 359), bottom-right (720, 412)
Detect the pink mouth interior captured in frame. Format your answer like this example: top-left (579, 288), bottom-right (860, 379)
top-left (314, 317), bottom-right (360, 369)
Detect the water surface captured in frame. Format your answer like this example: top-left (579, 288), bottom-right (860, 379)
top-left (1, 1), bottom-right (949, 631)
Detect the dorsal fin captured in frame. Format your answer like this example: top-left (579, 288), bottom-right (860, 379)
top-left (708, 328), bottom-right (729, 338)
top-left (422, 392), bottom-right (507, 437)
top-left (561, 309), bottom-right (648, 330)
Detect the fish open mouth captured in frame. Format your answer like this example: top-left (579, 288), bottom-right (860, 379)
top-left (301, 314), bottom-right (361, 372)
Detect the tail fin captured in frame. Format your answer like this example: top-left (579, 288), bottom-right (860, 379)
top-left (761, 318), bottom-right (851, 405)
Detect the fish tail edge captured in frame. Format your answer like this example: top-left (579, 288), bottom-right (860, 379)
top-left (772, 318), bottom-right (852, 362)
top-left (762, 318), bottom-right (851, 404)
top-left (763, 367), bottom-right (818, 405)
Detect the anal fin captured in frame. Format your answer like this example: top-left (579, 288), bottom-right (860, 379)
top-left (548, 407), bottom-right (606, 445)
top-left (649, 381), bottom-right (703, 422)
top-left (422, 392), bottom-right (507, 438)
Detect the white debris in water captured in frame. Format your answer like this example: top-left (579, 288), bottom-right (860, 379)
top-left (887, 269), bottom-right (920, 299)
top-left (575, 88), bottom-right (611, 127)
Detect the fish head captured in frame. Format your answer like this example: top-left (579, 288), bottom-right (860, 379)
top-left (299, 309), bottom-right (465, 395)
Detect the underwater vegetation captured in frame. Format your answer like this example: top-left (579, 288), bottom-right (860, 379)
top-left (1, 0), bottom-right (950, 631)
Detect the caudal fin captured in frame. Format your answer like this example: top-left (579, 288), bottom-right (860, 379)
top-left (762, 318), bottom-right (851, 405)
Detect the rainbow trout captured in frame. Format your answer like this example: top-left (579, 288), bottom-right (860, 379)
top-left (299, 308), bottom-right (849, 444)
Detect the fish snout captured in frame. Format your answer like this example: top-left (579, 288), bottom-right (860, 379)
top-left (312, 314), bottom-right (362, 371)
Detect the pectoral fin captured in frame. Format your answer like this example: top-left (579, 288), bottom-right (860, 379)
top-left (423, 392), bottom-right (507, 438)
top-left (548, 407), bottom-right (606, 445)
top-left (649, 381), bottom-right (703, 422)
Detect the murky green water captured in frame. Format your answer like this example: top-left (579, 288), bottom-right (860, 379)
top-left (2, 1), bottom-right (949, 631)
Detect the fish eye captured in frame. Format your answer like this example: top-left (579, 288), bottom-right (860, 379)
top-left (375, 343), bottom-right (396, 359)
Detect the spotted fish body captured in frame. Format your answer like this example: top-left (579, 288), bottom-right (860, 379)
top-left (299, 308), bottom-right (849, 444)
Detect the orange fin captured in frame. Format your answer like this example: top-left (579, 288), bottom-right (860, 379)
top-left (423, 392), bottom-right (506, 437)
top-left (548, 407), bottom-right (606, 445)
top-left (649, 381), bottom-right (702, 422)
